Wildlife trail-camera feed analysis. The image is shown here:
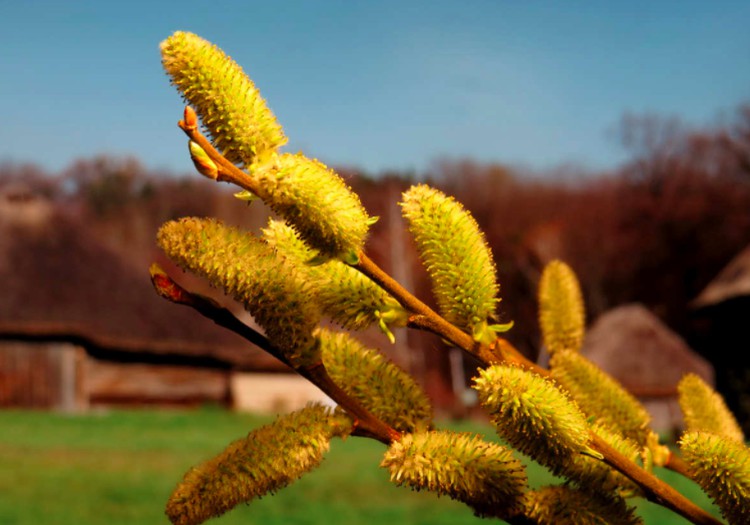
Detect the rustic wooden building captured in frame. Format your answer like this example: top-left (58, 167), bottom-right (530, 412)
top-left (581, 303), bottom-right (713, 435)
top-left (0, 185), bottom-right (327, 412)
top-left (690, 245), bottom-right (750, 434)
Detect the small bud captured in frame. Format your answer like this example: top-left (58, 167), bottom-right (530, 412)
top-left (183, 105), bottom-right (198, 130)
top-left (188, 141), bottom-right (218, 179)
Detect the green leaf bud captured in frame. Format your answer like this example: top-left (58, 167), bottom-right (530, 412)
top-left (318, 328), bottom-right (431, 432)
top-left (160, 31), bottom-right (286, 168)
top-left (157, 217), bottom-right (319, 366)
top-left (678, 373), bottom-right (744, 443)
top-left (525, 485), bottom-right (643, 525)
top-left (473, 365), bottom-right (591, 473)
top-left (263, 219), bottom-right (407, 334)
top-left (256, 153), bottom-right (371, 260)
top-left (550, 349), bottom-right (651, 445)
top-left (400, 184), bottom-right (501, 342)
top-left (381, 430), bottom-right (527, 518)
top-left (166, 405), bottom-right (350, 525)
top-left (538, 260), bottom-right (585, 355)
top-left (679, 431), bottom-right (750, 525)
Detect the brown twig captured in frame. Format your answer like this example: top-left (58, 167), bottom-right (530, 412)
top-left (592, 434), bottom-right (722, 525)
top-left (150, 264), bottom-right (400, 445)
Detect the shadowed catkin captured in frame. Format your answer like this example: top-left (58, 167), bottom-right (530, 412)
top-left (263, 219), bottom-right (406, 336)
top-left (256, 153), bottom-right (372, 261)
top-left (381, 430), bottom-right (527, 518)
top-left (160, 31), bottom-right (286, 168)
top-left (473, 365), bottom-right (592, 474)
top-left (525, 485), bottom-right (643, 525)
top-left (165, 405), bottom-right (351, 525)
top-left (678, 373), bottom-right (745, 443)
top-left (550, 349), bottom-right (651, 445)
top-left (157, 218), bottom-right (320, 366)
top-left (538, 260), bottom-right (585, 355)
top-left (679, 431), bottom-right (750, 525)
top-left (318, 328), bottom-right (432, 432)
top-left (400, 184), bottom-right (506, 344)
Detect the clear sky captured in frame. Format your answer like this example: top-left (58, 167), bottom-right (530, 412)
top-left (2, 1), bottom-right (749, 177)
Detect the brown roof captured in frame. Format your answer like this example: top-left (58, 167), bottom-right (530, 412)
top-left (582, 304), bottom-right (713, 395)
top-left (0, 192), bottom-right (283, 371)
top-left (692, 245), bottom-right (750, 308)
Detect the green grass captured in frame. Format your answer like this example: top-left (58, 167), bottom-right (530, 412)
top-left (0, 409), bottom-right (720, 524)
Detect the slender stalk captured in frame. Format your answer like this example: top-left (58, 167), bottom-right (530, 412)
top-left (591, 434), bottom-right (722, 525)
top-left (150, 265), bottom-right (399, 445)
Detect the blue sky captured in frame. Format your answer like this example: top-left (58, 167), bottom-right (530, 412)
top-left (2, 1), bottom-right (749, 177)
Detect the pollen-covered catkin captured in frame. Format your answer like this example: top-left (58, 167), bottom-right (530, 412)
top-left (166, 405), bottom-right (349, 525)
top-left (400, 184), bottom-right (501, 343)
top-left (256, 153), bottom-right (372, 260)
top-left (381, 430), bottom-right (527, 518)
top-left (678, 373), bottom-right (745, 443)
top-left (538, 260), bottom-right (585, 354)
top-left (157, 217), bottom-right (320, 366)
top-left (473, 365), bottom-right (591, 474)
top-left (160, 31), bottom-right (286, 168)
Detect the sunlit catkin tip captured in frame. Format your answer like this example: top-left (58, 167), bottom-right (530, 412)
top-left (160, 31), bottom-right (286, 167)
top-left (165, 405), bottom-right (342, 525)
top-left (318, 328), bottom-right (432, 432)
top-left (381, 431), bottom-right (527, 518)
top-left (157, 217), bottom-right (319, 364)
top-left (538, 260), bottom-right (585, 355)
top-left (256, 153), bottom-right (371, 259)
top-left (679, 431), bottom-right (750, 525)
top-left (400, 184), bottom-right (500, 338)
top-left (678, 373), bottom-right (745, 443)
top-left (550, 349), bottom-right (651, 445)
top-left (525, 486), bottom-right (643, 525)
top-left (188, 141), bottom-right (218, 179)
top-left (473, 365), bottom-right (590, 471)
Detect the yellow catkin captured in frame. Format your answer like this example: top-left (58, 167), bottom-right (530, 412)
top-left (538, 260), bottom-right (585, 355)
top-left (679, 431), bottom-right (750, 525)
top-left (400, 184), bottom-right (502, 343)
top-left (678, 373), bottom-right (745, 443)
top-left (317, 328), bottom-right (432, 432)
top-left (525, 485), bottom-right (643, 525)
top-left (161, 31), bottom-right (286, 168)
top-left (381, 430), bottom-right (527, 518)
top-left (165, 405), bottom-right (350, 525)
top-left (473, 365), bottom-right (591, 475)
top-left (157, 217), bottom-right (320, 365)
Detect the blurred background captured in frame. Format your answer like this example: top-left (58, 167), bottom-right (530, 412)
top-left (1, 1), bottom-right (748, 523)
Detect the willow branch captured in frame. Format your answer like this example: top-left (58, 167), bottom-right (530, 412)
top-left (591, 435), bottom-right (722, 525)
top-left (150, 265), bottom-right (400, 445)
top-left (172, 110), bottom-right (710, 523)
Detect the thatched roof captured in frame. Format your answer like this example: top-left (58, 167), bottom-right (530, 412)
top-left (0, 189), bottom-right (283, 371)
top-left (582, 304), bottom-right (712, 395)
top-left (692, 245), bottom-right (750, 308)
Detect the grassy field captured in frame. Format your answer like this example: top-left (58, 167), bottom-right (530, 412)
top-left (0, 409), bottom-right (720, 525)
